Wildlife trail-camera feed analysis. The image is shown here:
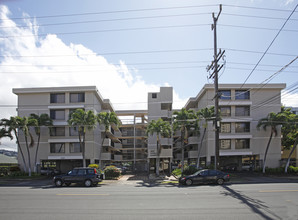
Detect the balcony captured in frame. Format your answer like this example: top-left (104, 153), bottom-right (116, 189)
top-left (103, 138), bottom-right (111, 147)
top-left (114, 143), bottom-right (122, 149)
top-left (114, 155), bottom-right (123, 161)
top-left (160, 149), bottom-right (173, 158)
top-left (188, 136), bottom-right (199, 145)
top-left (188, 150), bottom-right (198, 159)
top-left (160, 138), bottom-right (172, 146)
top-left (100, 153), bottom-right (111, 160)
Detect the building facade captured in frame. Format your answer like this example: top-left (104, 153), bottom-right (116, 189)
top-left (13, 84), bottom-right (286, 173)
top-left (184, 84), bottom-right (286, 170)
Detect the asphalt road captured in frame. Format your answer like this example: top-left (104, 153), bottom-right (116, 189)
top-left (0, 179), bottom-right (297, 220)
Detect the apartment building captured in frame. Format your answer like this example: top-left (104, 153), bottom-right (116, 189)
top-left (184, 83), bottom-right (286, 170)
top-left (147, 87), bottom-right (173, 174)
top-left (13, 84), bottom-right (286, 173)
top-left (13, 86), bottom-right (119, 173)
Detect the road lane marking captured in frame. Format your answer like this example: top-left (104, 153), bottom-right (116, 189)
top-left (56, 194), bottom-right (109, 196)
top-left (259, 190), bottom-right (298, 193)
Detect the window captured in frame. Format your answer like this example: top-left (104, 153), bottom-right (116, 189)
top-left (50, 93), bottom-right (65, 103)
top-left (235, 106), bottom-right (250, 116)
top-left (70, 93), bottom-right (85, 103)
top-left (152, 93), bottom-right (157, 98)
top-left (235, 90), bottom-right (250, 100)
top-left (50, 143), bottom-right (65, 153)
top-left (235, 122), bottom-right (250, 133)
top-left (220, 106), bottom-right (231, 117)
top-left (235, 139), bottom-right (250, 149)
top-left (77, 169), bottom-right (86, 175)
top-left (69, 127), bottom-right (79, 136)
top-left (220, 139), bottom-right (231, 150)
top-left (50, 109), bottom-right (65, 120)
top-left (50, 127), bottom-right (65, 136)
top-left (70, 143), bottom-right (82, 153)
top-left (219, 90), bottom-right (231, 100)
top-left (220, 123), bottom-right (231, 133)
top-left (161, 103), bottom-right (172, 111)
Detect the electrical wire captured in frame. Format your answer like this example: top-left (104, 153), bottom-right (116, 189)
top-left (239, 4), bottom-right (298, 89)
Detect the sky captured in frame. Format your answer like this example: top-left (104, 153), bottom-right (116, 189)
top-left (0, 0), bottom-right (297, 151)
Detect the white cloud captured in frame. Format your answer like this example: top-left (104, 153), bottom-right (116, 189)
top-left (282, 91), bottom-right (298, 107)
top-left (0, 5), bottom-right (185, 115)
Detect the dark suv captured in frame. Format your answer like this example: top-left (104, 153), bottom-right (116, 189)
top-left (53, 167), bottom-right (102, 187)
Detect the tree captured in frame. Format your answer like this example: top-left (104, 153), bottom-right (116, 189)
top-left (18, 116), bottom-right (38, 176)
top-left (173, 108), bottom-right (197, 173)
top-left (146, 118), bottom-right (171, 176)
top-left (97, 112), bottom-right (121, 167)
top-left (1, 117), bottom-right (30, 173)
top-left (281, 108), bottom-right (298, 173)
top-left (30, 113), bottom-right (53, 173)
top-left (0, 127), bottom-right (13, 140)
top-left (257, 112), bottom-right (285, 174)
top-left (196, 106), bottom-right (215, 168)
top-left (68, 109), bottom-right (97, 167)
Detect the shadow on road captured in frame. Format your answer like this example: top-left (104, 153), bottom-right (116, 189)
top-left (220, 185), bottom-right (282, 220)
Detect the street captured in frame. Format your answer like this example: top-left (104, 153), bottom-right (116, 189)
top-left (0, 178), bottom-right (298, 220)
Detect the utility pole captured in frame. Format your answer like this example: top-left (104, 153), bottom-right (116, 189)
top-left (207, 4), bottom-right (225, 170)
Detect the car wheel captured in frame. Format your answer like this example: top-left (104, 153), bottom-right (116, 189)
top-left (185, 179), bottom-right (193, 186)
top-left (217, 178), bottom-right (224, 185)
top-left (84, 179), bottom-right (92, 187)
top-left (55, 179), bottom-right (63, 187)
top-left (65, 183), bottom-right (71, 187)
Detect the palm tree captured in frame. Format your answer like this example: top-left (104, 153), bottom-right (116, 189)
top-left (282, 108), bottom-right (298, 173)
top-left (97, 112), bottom-right (121, 167)
top-left (18, 116), bottom-right (38, 176)
top-left (1, 117), bottom-right (28, 173)
top-left (146, 118), bottom-right (171, 176)
top-left (30, 113), bottom-right (53, 173)
top-left (0, 128), bottom-right (13, 140)
top-left (68, 109), bottom-right (97, 167)
top-left (196, 107), bottom-right (215, 168)
top-left (257, 112), bottom-right (285, 174)
top-left (173, 108), bottom-right (197, 173)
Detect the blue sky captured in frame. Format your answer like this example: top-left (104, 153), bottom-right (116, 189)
top-left (0, 0), bottom-right (297, 150)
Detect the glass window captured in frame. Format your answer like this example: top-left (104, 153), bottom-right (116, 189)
top-left (200, 170), bottom-right (208, 176)
top-left (220, 139), bottom-right (231, 150)
top-left (235, 106), bottom-right (250, 116)
top-left (77, 169), bottom-right (86, 175)
top-left (235, 139), bottom-right (250, 149)
top-left (50, 110), bottom-right (65, 120)
top-left (209, 170), bottom-right (217, 176)
top-left (50, 93), bottom-right (65, 103)
top-left (87, 169), bottom-right (95, 174)
top-left (220, 123), bottom-right (231, 133)
top-left (235, 90), bottom-right (250, 100)
top-left (219, 90), bottom-right (231, 100)
top-left (235, 122), bottom-right (250, 133)
top-left (50, 143), bottom-right (65, 153)
top-left (69, 127), bottom-right (79, 136)
top-left (50, 127), bottom-right (65, 136)
top-left (70, 93), bottom-right (85, 103)
top-left (70, 143), bottom-right (82, 153)
top-left (220, 106), bottom-right (231, 117)
top-left (152, 93), bottom-right (157, 98)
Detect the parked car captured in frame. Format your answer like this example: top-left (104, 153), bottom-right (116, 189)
top-left (53, 167), bottom-right (102, 187)
top-left (179, 169), bottom-right (230, 186)
top-left (40, 167), bottom-right (60, 176)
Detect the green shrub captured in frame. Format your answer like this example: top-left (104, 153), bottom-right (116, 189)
top-left (8, 171), bottom-right (27, 177)
top-left (9, 166), bottom-right (21, 172)
top-left (288, 166), bottom-right (298, 174)
top-left (104, 166), bottom-right (121, 179)
top-left (172, 168), bottom-right (182, 177)
top-left (182, 166), bottom-right (199, 176)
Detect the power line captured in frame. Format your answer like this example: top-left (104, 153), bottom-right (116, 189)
top-left (0, 48), bottom-right (296, 58)
top-left (2, 4), bottom-right (294, 21)
top-left (240, 4), bottom-right (298, 89)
